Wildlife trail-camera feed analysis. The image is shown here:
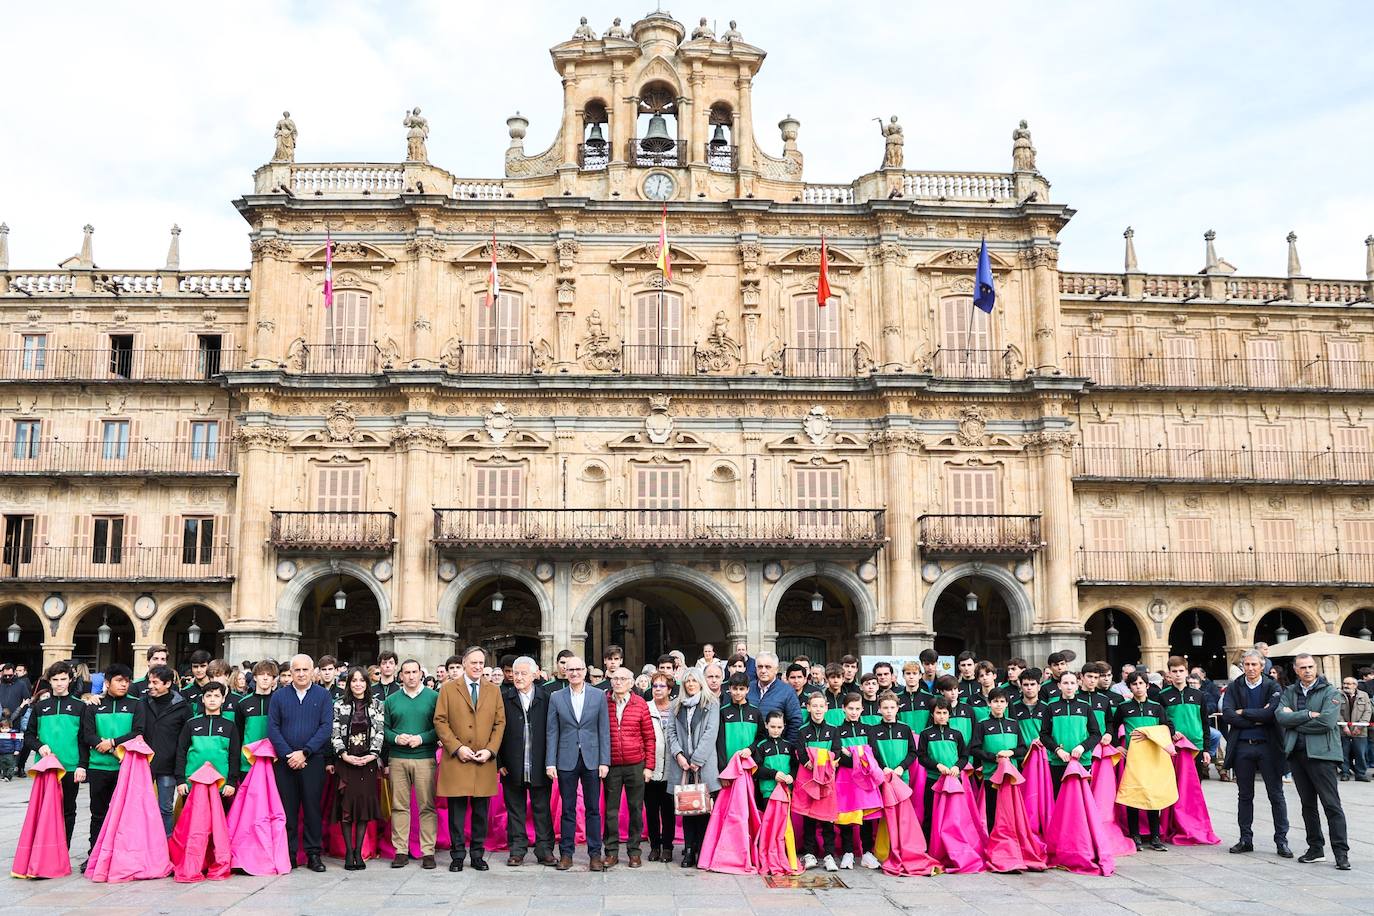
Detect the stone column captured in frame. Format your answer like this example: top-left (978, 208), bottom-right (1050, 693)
top-left (407, 236), bottom-right (440, 361)
top-left (231, 429), bottom-right (286, 629)
top-left (1029, 245), bottom-right (1061, 374)
top-left (1027, 428), bottom-right (1079, 638)
top-left (44, 641), bottom-right (75, 671)
top-left (735, 67), bottom-right (755, 169)
top-left (876, 429), bottom-right (920, 632)
top-left (877, 243), bottom-right (906, 370)
top-left (392, 429), bottom-right (441, 626)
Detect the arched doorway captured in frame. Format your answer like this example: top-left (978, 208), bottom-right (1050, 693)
top-left (298, 574), bottom-right (381, 668)
top-left (1254, 608), bottom-right (1310, 647)
top-left (932, 576), bottom-right (1013, 662)
top-left (585, 578), bottom-right (734, 673)
top-left (1085, 607), bottom-right (1142, 670)
top-left (73, 603), bottom-right (135, 672)
top-left (775, 578), bottom-right (859, 666)
top-left (456, 577), bottom-right (540, 664)
top-left (1168, 607), bottom-right (1227, 678)
top-left (164, 604), bottom-right (225, 666)
top-left (1, 603), bottom-right (44, 674)
top-left (1338, 609), bottom-right (1374, 677)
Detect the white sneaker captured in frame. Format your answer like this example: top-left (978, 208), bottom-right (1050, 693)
top-left (801, 853), bottom-right (818, 870)
top-left (839, 852), bottom-right (854, 870)
top-left (823, 854), bottom-right (839, 872)
top-left (861, 852), bottom-right (881, 869)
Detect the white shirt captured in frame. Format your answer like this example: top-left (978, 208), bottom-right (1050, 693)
top-left (1244, 676), bottom-right (1264, 689)
top-left (294, 686), bottom-right (309, 702)
top-left (570, 684), bottom-right (586, 721)
top-left (519, 688), bottom-right (534, 712)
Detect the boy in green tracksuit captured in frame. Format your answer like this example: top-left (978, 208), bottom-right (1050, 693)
top-left (23, 661), bottom-right (84, 845)
top-left (916, 698), bottom-right (969, 838)
top-left (970, 688), bottom-right (1023, 828)
top-left (795, 692), bottom-right (842, 872)
top-left (858, 674), bottom-right (882, 726)
top-left (898, 663), bottom-right (934, 734)
top-left (1159, 656), bottom-right (1211, 768)
top-left (869, 691), bottom-right (918, 785)
top-left (999, 658), bottom-right (1028, 694)
top-left (718, 673), bottom-right (764, 763)
top-left (233, 659), bottom-right (278, 749)
top-left (1113, 671), bottom-right (1171, 850)
top-left (936, 675), bottom-right (978, 746)
top-left (821, 663), bottom-right (848, 726)
top-left (1039, 670), bottom-right (1104, 793)
top-left (1079, 665), bottom-right (1114, 736)
top-left (175, 682), bottom-right (241, 803)
top-left (748, 709), bottom-right (795, 810)
top-left (1012, 668), bottom-right (1050, 750)
top-left (834, 694), bottom-right (877, 869)
top-left (80, 663), bottom-right (144, 861)
top-left (969, 662), bottom-right (998, 723)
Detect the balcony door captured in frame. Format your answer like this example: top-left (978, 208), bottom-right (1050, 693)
top-left (313, 464), bottom-right (365, 543)
top-left (634, 465), bottom-right (683, 535)
top-left (3, 514), bottom-right (35, 574)
top-left (1252, 425), bottom-right (1290, 479)
top-left (1341, 519), bottom-right (1374, 581)
top-left (1162, 336), bottom-right (1198, 386)
top-left (322, 291), bottom-right (371, 372)
top-left (940, 297), bottom-right (992, 377)
top-left (1174, 516), bottom-right (1214, 581)
top-left (474, 465), bottom-right (524, 535)
top-left (1246, 338), bottom-right (1281, 387)
top-left (1256, 517), bottom-right (1297, 581)
top-left (473, 291), bottom-right (525, 373)
top-left (1328, 339), bottom-right (1361, 388)
top-left (795, 466), bottom-right (842, 536)
top-left (1334, 425), bottom-right (1371, 480)
top-left (1076, 334), bottom-right (1115, 384)
top-left (947, 467), bottom-right (998, 546)
top-left (792, 294), bottom-right (841, 376)
top-left (1168, 423), bottom-right (1205, 478)
top-left (629, 292), bottom-right (686, 374)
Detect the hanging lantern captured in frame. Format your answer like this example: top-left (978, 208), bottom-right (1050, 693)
top-left (810, 584), bottom-right (824, 614)
top-left (7, 608), bottom-right (20, 644)
top-left (1274, 609), bottom-right (1289, 643)
top-left (1105, 610), bottom-right (1120, 647)
top-left (491, 581), bottom-right (506, 614)
top-left (1189, 610), bottom-right (1203, 648)
top-left (333, 580), bottom-right (347, 612)
top-left (965, 591), bottom-right (978, 614)
top-left (186, 608), bottom-right (202, 645)
top-left (1358, 625), bottom-right (1372, 641)
top-left (98, 610), bottom-right (112, 645)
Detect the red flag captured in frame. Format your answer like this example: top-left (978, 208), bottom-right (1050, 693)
top-left (656, 203), bottom-right (672, 279)
top-left (817, 233), bottom-right (831, 305)
top-left (485, 229), bottom-right (499, 307)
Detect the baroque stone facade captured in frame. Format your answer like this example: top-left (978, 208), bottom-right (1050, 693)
top-left (3, 12), bottom-right (1374, 678)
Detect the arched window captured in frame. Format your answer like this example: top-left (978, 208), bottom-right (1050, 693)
top-left (633, 83), bottom-right (681, 167)
top-left (707, 104), bottom-right (734, 172)
top-left (580, 100), bottom-right (609, 171)
top-left (627, 290), bottom-right (686, 374)
top-left (472, 290), bottom-right (527, 373)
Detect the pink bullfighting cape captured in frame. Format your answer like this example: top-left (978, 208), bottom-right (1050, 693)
top-left (698, 751), bottom-right (761, 874)
top-left (1161, 736), bottom-right (1219, 846)
top-left (11, 754), bottom-right (71, 880)
top-left (86, 736), bottom-right (172, 883)
top-left (170, 762), bottom-right (233, 882)
top-left (226, 738), bottom-right (291, 876)
top-left (1019, 742), bottom-right (1055, 839)
top-left (928, 773), bottom-right (986, 874)
top-left (834, 744), bottom-right (884, 822)
top-left (874, 769), bottom-right (940, 876)
top-left (756, 783), bottom-right (802, 876)
top-left (1089, 742), bottom-right (1137, 858)
top-left (1044, 758), bottom-right (1114, 876)
top-left (984, 757), bottom-right (1046, 872)
top-left (791, 746), bottom-right (838, 822)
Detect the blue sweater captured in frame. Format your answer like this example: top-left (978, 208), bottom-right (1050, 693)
top-left (747, 678), bottom-right (803, 744)
top-left (268, 684), bottom-right (334, 758)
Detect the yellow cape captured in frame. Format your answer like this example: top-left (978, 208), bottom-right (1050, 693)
top-left (1115, 724), bottom-right (1179, 811)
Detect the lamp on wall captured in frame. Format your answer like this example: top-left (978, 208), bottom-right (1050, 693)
top-left (810, 578), bottom-right (824, 614)
top-left (333, 578), bottom-right (347, 612)
top-left (491, 578), bottom-right (506, 614)
top-left (1189, 610), bottom-right (1204, 648)
top-left (1358, 610), bottom-right (1371, 641)
top-left (97, 609), bottom-right (112, 645)
top-left (965, 591), bottom-right (978, 614)
top-left (187, 607), bottom-right (202, 645)
top-left (7, 608), bottom-right (20, 644)
top-left (1105, 610), bottom-right (1120, 647)
top-left (1274, 609), bottom-right (1289, 644)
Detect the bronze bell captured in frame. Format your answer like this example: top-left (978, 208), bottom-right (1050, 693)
top-left (585, 122), bottom-right (606, 148)
top-left (709, 123), bottom-right (728, 148)
top-left (641, 113), bottom-right (674, 153)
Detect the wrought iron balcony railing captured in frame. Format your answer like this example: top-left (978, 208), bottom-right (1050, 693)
top-left (780, 347), bottom-right (861, 378)
top-left (705, 142), bottom-right (737, 173)
top-left (451, 343), bottom-right (537, 374)
top-left (299, 343), bottom-right (381, 375)
top-left (432, 508), bottom-right (886, 550)
top-left (627, 138), bottom-right (685, 168)
top-left (918, 514), bottom-right (1044, 554)
top-left (269, 511), bottom-right (396, 550)
top-left (929, 348), bottom-right (1020, 380)
top-left (577, 142), bottom-right (609, 171)
top-left (0, 347), bottom-right (239, 381)
top-left (1063, 355), bottom-right (1374, 390)
top-left (621, 344), bottom-right (698, 376)
top-left (0, 440), bottom-right (235, 476)
top-left (1073, 446), bottom-right (1374, 484)
top-left (1077, 549), bottom-right (1374, 586)
top-left (0, 546), bottom-right (234, 582)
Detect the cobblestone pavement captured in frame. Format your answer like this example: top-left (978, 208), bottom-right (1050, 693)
top-left (1, 773), bottom-right (1368, 915)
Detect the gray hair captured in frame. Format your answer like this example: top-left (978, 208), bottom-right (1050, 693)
top-left (1293, 653), bottom-right (1316, 665)
top-left (755, 651), bottom-right (779, 666)
top-left (678, 667), bottom-right (717, 708)
top-left (1240, 649), bottom-right (1264, 663)
top-left (512, 656), bottom-right (538, 672)
top-left (703, 661), bottom-right (723, 676)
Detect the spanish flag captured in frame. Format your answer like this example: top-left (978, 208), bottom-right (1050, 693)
top-left (817, 232), bottom-right (831, 306)
top-left (485, 228), bottom-right (499, 307)
top-left (656, 203), bottom-right (672, 279)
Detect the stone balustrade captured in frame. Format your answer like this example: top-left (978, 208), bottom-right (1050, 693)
top-left (8, 274), bottom-right (75, 294)
top-left (801, 183), bottom-right (856, 204)
top-left (2, 269), bottom-right (250, 297)
top-left (902, 171), bottom-right (1016, 201)
top-left (1061, 271), bottom-right (1372, 305)
top-left (290, 164), bottom-right (406, 194)
top-left (451, 180), bottom-right (507, 200)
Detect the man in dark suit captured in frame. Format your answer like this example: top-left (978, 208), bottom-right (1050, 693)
top-left (499, 655), bottom-right (555, 866)
top-left (1222, 648), bottom-right (1291, 858)
top-left (545, 655), bottom-right (610, 871)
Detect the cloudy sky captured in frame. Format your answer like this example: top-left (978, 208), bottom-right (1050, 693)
top-left (4, 2), bottom-right (1373, 279)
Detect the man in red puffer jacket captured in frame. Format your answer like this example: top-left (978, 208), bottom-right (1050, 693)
top-left (603, 667), bottom-right (656, 868)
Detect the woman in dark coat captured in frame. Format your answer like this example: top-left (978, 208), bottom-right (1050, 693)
top-left (331, 666), bottom-right (384, 870)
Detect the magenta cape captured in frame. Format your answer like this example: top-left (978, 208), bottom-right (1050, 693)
top-left (928, 773), bottom-right (986, 873)
top-left (1161, 737), bottom-right (1220, 845)
top-left (1044, 759), bottom-right (1114, 876)
top-left (1019, 743), bottom-right (1055, 838)
top-left (985, 758), bottom-right (1046, 872)
top-left (226, 739), bottom-right (291, 875)
top-left (792, 746), bottom-right (838, 821)
top-left (1089, 743), bottom-right (1137, 857)
top-left (877, 769), bottom-right (940, 876)
top-left (757, 784), bottom-right (802, 876)
top-left (834, 744), bottom-right (884, 815)
top-left (10, 755), bottom-right (71, 879)
top-left (170, 762), bottom-right (233, 882)
top-left (698, 751), bottom-right (761, 874)
top-left (86, 736), bottom-right (172, 882)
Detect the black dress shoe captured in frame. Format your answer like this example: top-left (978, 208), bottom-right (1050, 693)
top-left (1277, 843), bottom-right (1293, 858)
top-left (449, 859), bottom-right (464, 872)
top-left (306, 855), bottom-right (327, 873)
top-left (1229, 841), bottom-right (1254, 854)
top-left (470, 858), bottom-right (489, 871)
top-left (1335, 856), bottom-right (1351, 871)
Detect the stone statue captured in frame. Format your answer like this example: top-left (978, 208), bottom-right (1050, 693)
top-left (572, 16), bottom-right (597, 39)
top-left (273, 111), bottom-right (297, 162)
top-left (586, 309), bottom-right (606, 342)
top-left (691, 17), bottom-right (715, 40)
top-left (722, 20), bottom-right (743, 42)
top-left (880, 115), bottom-right (904, 169)
top-left (1012, 119), bottom-right (1036, 171)
top-left (403, 107), bottom-right (429, 161)
top-left (710, 310), bottom-right (730, 345)
top-left (605, 17), bottom-right (628, 39)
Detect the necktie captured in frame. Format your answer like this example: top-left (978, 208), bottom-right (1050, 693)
top-left (470, 680), bottom-right (479, 708)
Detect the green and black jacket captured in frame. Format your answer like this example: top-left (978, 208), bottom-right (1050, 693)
top-left (1157, 684), bottom-right (1208, 749)
top-left (370, 680), bottom-right (402, 703)
top-left (23, 694), bottom-right (86, 772)
top-left (970, 715), bottom-right (1024, 779)
top-left (898, 690), bottom-right (934, 734)
top-left (181, 681), bottom-right (208, 715)
top-left (795, 720), bottom-right (841, 766)
top-left (1083, 689), bottom-right (1119, 736)
top-left (957, 678), bottom-right (982, 701)
top-left (820, 687), bottom-right (848, 726)
top-left (1039, 696), bottom-right (1102, 766)
top-left (79, 694), bottom-right (145, 771)
top-left (233, 690), bottom-right (274, 749)
top-left (175, 712), bottom-right (242, 788)
top-left (1010, 700), bottom-right (1049, 750)
top-left (968, 692), bottom-right (992, 723)
top-left (860, 697), bottom-right (883, 726)
top-left (946, 700), bottom-right (978, 746)
top-left (751, 734), bottom-right (796, 799)
top-left (916, 724), bottom-right (968, 782)
top-left (833, 719), bottom-right (872, 767)
top-left (717, 701), bottom-right (764, 763)
top-left (868, 720), bottom-right (918, 782)
top-left (1111, 698), bottom-right (1168, 749)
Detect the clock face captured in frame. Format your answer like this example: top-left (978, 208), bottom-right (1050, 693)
top-left (643, 173), bottom-right (675, 201)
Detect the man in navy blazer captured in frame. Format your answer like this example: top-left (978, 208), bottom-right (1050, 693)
top-left (1221, 649), bottom-right (1291, 858)
top-left (545, 655), bottom-right (610, 871)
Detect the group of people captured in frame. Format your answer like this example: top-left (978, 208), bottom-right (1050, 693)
top-left (5, 638), bottom-right (1361, 881)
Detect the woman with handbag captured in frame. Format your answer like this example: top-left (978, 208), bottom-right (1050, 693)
top-left (667, 667), bottom-right (719, 868)
top-left (645, 672), bottom-right (678, 862)
top-left (331, 666), bottom-right (385, 870)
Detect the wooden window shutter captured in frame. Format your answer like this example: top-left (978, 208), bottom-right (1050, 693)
top-left (1174, 516), bottom-right (1215, 580)
top-left (1089, 516), bottom-right (1127, 551)
top-left (1077, 334), bottom-right (1115, 383)
top-left (161, 515), bottom-right (176, 549)
top-left (1335, 426), bottom-right (1370, 479)
top-left (1162, 336), bottom-right (1199, 385)
top-left (1253, 425), bottom-right (1289, 478)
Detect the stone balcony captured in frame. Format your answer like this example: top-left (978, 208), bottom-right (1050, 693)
top-left (917, 514), bottom-right (1044, 555)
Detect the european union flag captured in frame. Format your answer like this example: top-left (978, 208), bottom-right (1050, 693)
top-left (973, 238), bottom-right (995, 314)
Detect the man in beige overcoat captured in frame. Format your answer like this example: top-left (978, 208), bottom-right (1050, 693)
top-left (435, 645), bottom-right (506, 871)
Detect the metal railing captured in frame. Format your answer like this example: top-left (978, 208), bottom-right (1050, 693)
top-left (781, 346), bottom-right (860, 378)
top-left (930, 348), bottom-right (1019, 380)
top-left (0, 440), bottom-right (235, 476)
top-left (577, 142), bottom-right (610, 171)
top-left (299, 343), bottom-right (382, 375)
top-left (1073, 446), bottom-right (1374, 483)
top-left (621, 344), bottom-right (697, 376)
top-left (1077, 549), bottom-right (1374, 586)
top-left (918, 514), bottom-right (1044, 553)
top-left (433, 508), bottom-right (886, 549)
top-left (705, 143), bottom-right (737, 173)
top-left (0, 546), bottom-right (234, 581)
top-left (627, 138), bottom-right (685, 168)
top-left (0, 347), bottom-right (239, 381)
top-left (269, 511), bottom-right (396, 550)
top-left (1063, 355), bottom-right (1374, 390)
top-left (457, 343), bottom-right (536, 375)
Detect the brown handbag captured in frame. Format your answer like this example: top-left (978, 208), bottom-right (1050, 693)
top-left (673, 771), bottom-right (712, 815)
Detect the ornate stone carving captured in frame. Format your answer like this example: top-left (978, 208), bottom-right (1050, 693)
top-left (413, 317), bottom-right (432, 332)
top-left (604, 17), bottom-right (628, 39)
top-left (690, 17), bottom-right (714, 40)
top-left (722, 19), bottom-right (743, 42)
top-left (645, 395), bottom-right (674, 445)
top-left (391, 426), bottom-right (448, 449)
top-left (572, 16), bottom-right (596, 39)
top-left (378, 337), bottom-right (402, 368)
top-left (1023, 429), bottom-right (1077, 454)
top-left (763, 340), bottom-right (785, 375)
top-left (867, 429), bottom-right (923, 453)
top-left (1268, 495), bottom-right (1286, 510)
top-left (1232, 597), bottom-right (1256, 624)
top-left (251, 237), bottom-right (292, 260)
top-left (802, 406), bottom-right (832, 445)
top-left (1318, 597), bottom-right (1340, 624)
top-left (876, 242), bottom-right (905, 265)
top-left (555, 238), bottom-right (580, 272)
top-left (956, 406), bottom-right (989, 447)
top-left (483, 403), bottom-right (515, 443)
top-left (695, 311), bottom-right (741, 373)
top-left (738, 242), bottom-right (761, 273)
top-left (325, 400), bottom-right (360, 442)
top-left (272, 111), bottom-right (297, 162)
top-left (405, 237), bottom-right (444, 257)
top-left (572, 560), bottom-right (593, 583)
top-left (1148, 598), bottom-right (1169, 624)
top-left (1352, 496), bottom-right (1370, 512)
top-left (233, 426), bottom-right (288, 448)
top-left (579, 310), bottom-right (620, 371)
top-left (1011, 119), bottom-right (1036, 171)
top-left (1098, 494), bottom-right (1118, 508)
top-left (1028, 246), bottom-right (1059, 268)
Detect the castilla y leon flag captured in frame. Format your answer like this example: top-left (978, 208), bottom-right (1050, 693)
top-left (485, 228), bottom-right (499, 307)
top-left (817, 233), bottom-right (832, 305)
top-left (656, 203), bottom-right (672, 279)
top-left (323, 230), bottom-right (334, 309)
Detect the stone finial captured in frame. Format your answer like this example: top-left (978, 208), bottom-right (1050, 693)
top-left (165, 224), bottom-right (182, 271)
top-left (79, 224), bottom-right (95, 268)
top-left (779, 114), bottom-right (800, 152)
top-left (0, 222), bottom-right (9, 271)
top-left (1123, 226), bottom-right (1139, 272)
top-left (1366, 235), bottom-right (1374, 281)
top-left (1286, 230), bottom-right (1304, 278)
top-left (1203, 229), bottom-right (1219, 273)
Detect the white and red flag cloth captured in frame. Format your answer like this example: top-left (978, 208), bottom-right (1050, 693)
top-left (485, 229), bottom-right (499, 306)
top-left (816, 233), bottom-right (832, 305)
top-left (323, 230), bottom-right (334, 308)
top-left (655, 204), bottom-right (672, 279)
